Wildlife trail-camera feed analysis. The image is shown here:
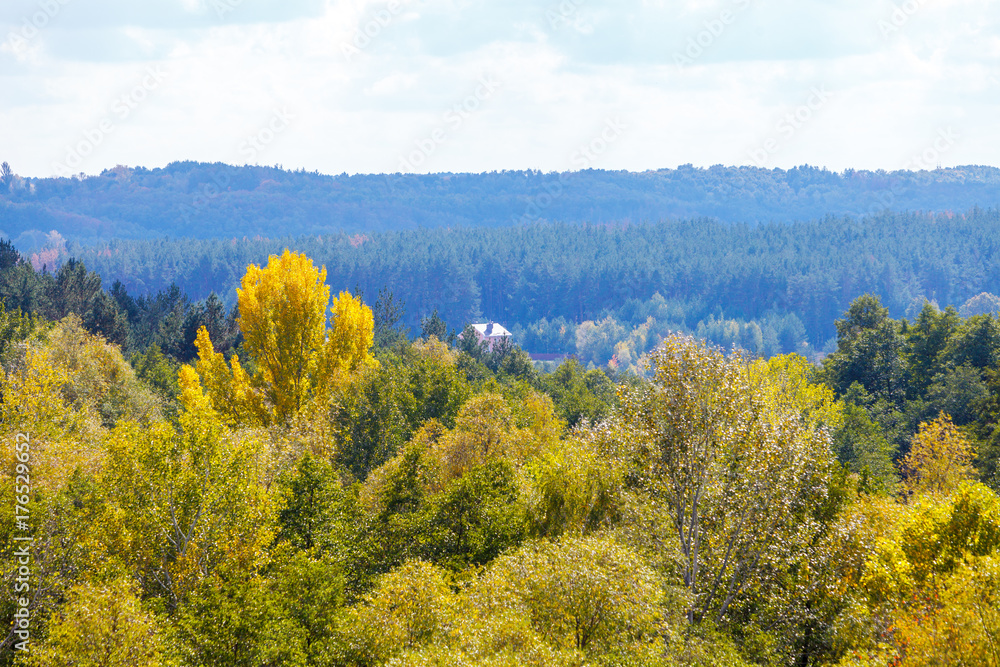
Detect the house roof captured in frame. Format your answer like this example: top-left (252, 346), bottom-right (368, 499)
top-left (472, 322), bottom-right (512, 338)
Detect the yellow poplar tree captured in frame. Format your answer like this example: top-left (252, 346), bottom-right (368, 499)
top-left (183, 250), bottom-right (376, 425)
top-left (188, 326), bottom-right (263, 425)
top-left (317, 289), bottom-right (378, 391)
top-left (238, 249), bottom-right (329, 421)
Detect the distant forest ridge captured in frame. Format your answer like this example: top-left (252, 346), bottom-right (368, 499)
top-left (46, 208), bottom-right (1000, 365)
top-left (1, 161), bottom-right (999, 247)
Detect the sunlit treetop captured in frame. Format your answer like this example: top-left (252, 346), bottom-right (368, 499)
top-left (181, 249), bottom-right (376, 426)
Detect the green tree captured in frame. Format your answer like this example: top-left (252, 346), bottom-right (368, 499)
top-left (50, 259), bottom-right (102, 320)
top-left (0, 297), bottom-right (41, 359)
top-left (824, 294), bottom-right (906, 405)
top-left (179, 292), bottom-right (237, 362)
top-left (925, 364), bottom-right (990, 427)
top-left (941, 313), bottom-right (1000, 371)
top-left (525, 427), bottom-right (623, 538)
top-left (276, 452), bottom-right (346, 551)
top-left (268, 551), bottom-right (347, 665)
top-left (471, 536), bottom-right (663, 653)
top-left (100, 406), bottom-right (276, 607)
top-left (487, 336), bottom-right (535, 381)
top-left (834, 400), bottom-right (898, 493)
top-left (905, 301), bottom-right (960, 395)
top-left (371, 286), bottom-right (408, 350)
top-left (175, 551), bottom-right (346, 667)
top-left (82, 290), bottom-right (128, 348)
top-left (173, 572), bottom-right (284, 667)
top-left (328, 362), bottom-right (414, 481)
top-left (420, 459), bottom-right (526, 570)
top-left (344, 560), bottom-right (455, 665)
top-left (131, 344), bottom-right (180, 413)
top-left (420, 309), bottom-right (448, 340)
top-left (353, 435), bottom-right (442, 584)
top-left (405, 337), bottom-right (471, 429)
top-left (538, 358), bottom-right (615, 427)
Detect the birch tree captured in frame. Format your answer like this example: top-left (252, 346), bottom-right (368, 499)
top-left (620, 334), bottom-right (834, 624)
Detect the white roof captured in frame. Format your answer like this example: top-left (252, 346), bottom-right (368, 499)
top-left (472, 322), bottom-right (512, 338)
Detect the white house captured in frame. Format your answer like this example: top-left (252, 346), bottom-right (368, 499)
top-left (467, 321), bottom-right (513, 350)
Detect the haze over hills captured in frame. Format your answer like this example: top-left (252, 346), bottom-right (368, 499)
top-left (1, 161), bottom-right (999, 248)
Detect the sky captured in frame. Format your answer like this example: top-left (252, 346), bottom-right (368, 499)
top-left (1, 0), bottom-right (998, 178)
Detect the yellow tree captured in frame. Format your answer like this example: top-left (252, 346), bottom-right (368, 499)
top-left (463, 536), bottom-right (663, 655)
top-left (100, 391), bottom-right (276, 607)
top-left (750, 353), bottom-right (843, 430)
top-left (347, 560), bottom-right (455, 664)
top-left (238, 249), bottom-right (329, 421)
top-left (185, 250), bottom-right (376, 425)
top-left (901, 413), bottom-right (976, 497)
top-left (429, 391), bottom-right (563, 484)
top-left (853, 482), bottom-right (1000, 665)
top-left (187, 327), bottom-right (263, 426)
top-left (27, 579), bottom-right (171, 667)
top-left (892, 554), bottom-right (1000, 667)
top-left (320, 289), bottom-right (378, 383)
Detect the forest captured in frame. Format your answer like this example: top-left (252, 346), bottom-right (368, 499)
top-left (1, 245), bottom-right (1000, 666)
top-left (1, 161), bottom-right (999, 246)
top-left (27, 206), bottom-right (1000, 369)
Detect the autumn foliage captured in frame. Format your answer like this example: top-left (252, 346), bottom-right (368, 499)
top-left (3, 258), bottom-right (1000, 667)
top-left (181, 249), bottom-right (376, 426)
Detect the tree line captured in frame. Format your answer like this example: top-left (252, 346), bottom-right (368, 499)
top-left (2, 161), bottom-right (999, 246)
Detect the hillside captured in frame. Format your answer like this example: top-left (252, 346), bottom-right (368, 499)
top-left (1, 162), bottom-right (999, 247)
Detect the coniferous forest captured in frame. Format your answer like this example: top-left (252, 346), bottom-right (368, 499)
top-left (60, 206), bottom-right (1000, 368)
top-left (1, 219), bottom-right (1000, 665)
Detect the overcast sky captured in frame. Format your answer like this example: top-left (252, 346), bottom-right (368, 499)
top-left (1, 0), bottom-right (998, 178)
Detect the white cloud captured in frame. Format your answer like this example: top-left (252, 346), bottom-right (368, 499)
top-left (1, 0), bottom-right (998, 177)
